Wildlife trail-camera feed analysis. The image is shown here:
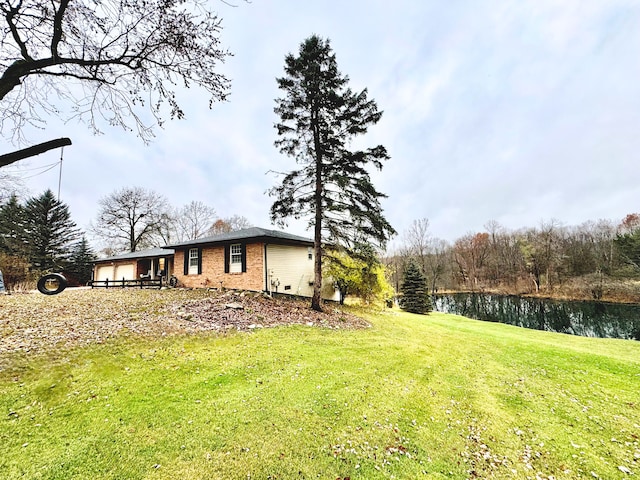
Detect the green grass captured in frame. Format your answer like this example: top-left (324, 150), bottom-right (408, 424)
top-left (1, 299), bottom-right (639, 479)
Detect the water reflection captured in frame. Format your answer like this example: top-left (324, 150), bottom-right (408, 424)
top-left (433, 293), bottom-right (640, 340)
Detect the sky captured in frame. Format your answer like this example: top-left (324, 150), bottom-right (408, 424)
top-left (4, 0), bottom-right (640, 250)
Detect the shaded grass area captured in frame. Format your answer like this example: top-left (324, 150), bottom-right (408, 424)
top-left (1, 294), bottom-right (639, 479)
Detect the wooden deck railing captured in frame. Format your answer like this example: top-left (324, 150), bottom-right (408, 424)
top-left (89, 277), bottom-right (163, 289)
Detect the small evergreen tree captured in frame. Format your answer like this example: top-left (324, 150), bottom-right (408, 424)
top-left (24, 189), bottom-right (80, 271)
top-left (399, 261), bottom-right (433, 314)
top-left (67, 236), bottom-right (97, 285)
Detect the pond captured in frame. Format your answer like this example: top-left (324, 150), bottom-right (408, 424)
top-left (433, 293), bottom-right (640, 341)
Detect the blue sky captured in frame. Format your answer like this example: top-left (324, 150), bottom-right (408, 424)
top-left (5, 0), bottom-right (640, 247)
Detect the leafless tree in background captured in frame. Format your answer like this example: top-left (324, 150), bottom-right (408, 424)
top-left (453, 232), bottom-right (491, 290)
top-left (172, 200), bottom-right (217, 242)
top-left (206, 215), bottom-right (252, 235)
top-left (92, 186), bottom-right (171, 253)
top-left (0, 170), bottom-right (23, 202)
top-left (392, 215), bottom-right (633, 299)
top-left (402, 218), bottom-right (450, 294)
top-left (404, 218), bottom-right (431, 273)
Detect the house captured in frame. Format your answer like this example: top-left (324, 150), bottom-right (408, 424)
top-left (166, 227), bottom-right (340, 300)
top-left (92, 247), bottom-right (175, 283)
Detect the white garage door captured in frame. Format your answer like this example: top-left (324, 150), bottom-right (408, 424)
top-left (114, 264), bottom-right (135, 280)
top-left (95, 265), bottom-right (114, 282)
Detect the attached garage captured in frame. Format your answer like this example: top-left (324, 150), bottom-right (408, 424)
top-left (94, 262), bottom-right (134, 282)
top-left (95, 265), bottom-right (114, 282)
top-left (92, 248), bottom-right (175, 285)
top-left (114, 263), bottom-right (134, 281)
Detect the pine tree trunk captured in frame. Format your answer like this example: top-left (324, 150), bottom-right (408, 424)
top-left (311, 109), bottom-right (323, 312)
top-left (311, 165), bottom-right (323, 311)
top-left (312, 237), bottom-right (322, 311)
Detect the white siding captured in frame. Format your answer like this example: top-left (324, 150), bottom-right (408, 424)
top-left (266, 244), bottom-right (339, 300)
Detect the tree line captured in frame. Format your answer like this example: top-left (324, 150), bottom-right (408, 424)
top-left (387, 216), bottom-right (640, 302)
top-left (90, 186), bottom-right (251, 255)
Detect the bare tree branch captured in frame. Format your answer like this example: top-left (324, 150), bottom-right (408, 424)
top-left (0, 137), bottom-right (71, 167)
top-left (0, 0), bottom-right (234, 143)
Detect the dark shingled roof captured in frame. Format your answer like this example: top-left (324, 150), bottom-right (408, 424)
top-left (165, 227), bottom-right (313, 248)
top-left (93, 247), bottom-right (174, 263)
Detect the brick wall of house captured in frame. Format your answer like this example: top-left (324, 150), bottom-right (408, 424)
top-left (175, 243), bottom-right (265, 291)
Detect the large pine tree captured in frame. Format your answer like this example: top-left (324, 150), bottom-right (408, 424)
top-left (269, 35), bottom-right (395, 311)
top-left (24, 189), bottom-right (80, 271)
top-left (399, 261), bottom-right (433, 315)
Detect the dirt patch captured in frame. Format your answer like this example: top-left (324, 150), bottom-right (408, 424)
top-left (168, 290), bottom-right (369, 332)
top-left (0, 288), bottom-right (368, 367)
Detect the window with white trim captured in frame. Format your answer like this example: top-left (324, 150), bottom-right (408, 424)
top-left (230, 244), bottom-right (242, 273)
top-left (188, 248), bottom-right (199, 275)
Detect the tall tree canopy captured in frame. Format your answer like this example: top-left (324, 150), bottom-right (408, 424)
top-left (23, 189), bottom-right (80, 271)
top-left (269, 35), bottom-right (395, 311)
top-left (92, 186), bottom-right (171, 253)
top-left (0, 0), bottom-right (231, 143)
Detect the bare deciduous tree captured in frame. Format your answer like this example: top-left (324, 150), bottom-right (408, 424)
top-left (206, 214), bottom-right (252, 235)
top-left (92, 186), bottom-right (171, 253)
top-left (404, 218), bottom-right (431, 273)
top-left (453, 232), bottom-right (490, 290)
top-left (403, 218), bottom-right (450, 294)
top-left (172, 200), bottom-right (217, 242)
top-left (0, 0), bottom-right (232, 143)
top-left (424, 238), bottom-right (450, 294)
top-left (0, 170), bottom-right (23, 202)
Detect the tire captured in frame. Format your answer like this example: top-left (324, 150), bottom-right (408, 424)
top-left (37, 273), bottom-right (68, 295)
top-left (168, 275), bottom-right (178, 288)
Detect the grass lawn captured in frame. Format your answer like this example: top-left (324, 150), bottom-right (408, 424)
top-left (1, 290), bottom-right (639, 479)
